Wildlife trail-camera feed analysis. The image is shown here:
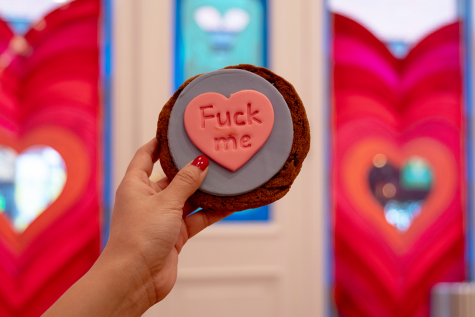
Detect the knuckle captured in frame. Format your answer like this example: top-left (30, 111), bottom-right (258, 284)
top-left (175, 168), bottom-right (199, 187)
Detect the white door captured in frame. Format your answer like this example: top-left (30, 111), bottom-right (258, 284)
top-left (113, 1), bottom-right (327, 316)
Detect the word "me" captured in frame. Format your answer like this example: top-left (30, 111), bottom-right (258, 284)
top-left (215, 135), bottom-right (251, 151)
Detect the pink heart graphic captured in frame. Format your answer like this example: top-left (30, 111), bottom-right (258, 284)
top-left (184, 90), bottom-right (274, 172)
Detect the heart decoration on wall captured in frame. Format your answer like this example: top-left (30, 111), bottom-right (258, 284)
top-left (367, 154), bottom-right (434, 231)
top-left (0, 1), bottom-right (101, 316)
top-left (0, 144), bottom-right (67, 233)
top-left (341, 137), bottom-right (457, 252)
top-left (332, 14), bottom-right (465, 317)
top-left (0, 128), bottom-right (90, 251)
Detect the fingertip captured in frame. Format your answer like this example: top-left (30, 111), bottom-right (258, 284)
top-left (190, 155), bottom-right (209, 172)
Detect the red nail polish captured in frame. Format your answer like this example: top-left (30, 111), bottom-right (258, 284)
top-left (191, 155), bottom-right (209, 171)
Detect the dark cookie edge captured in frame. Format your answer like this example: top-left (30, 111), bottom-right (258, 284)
top-left (156, 64), bottom-right (311, 212)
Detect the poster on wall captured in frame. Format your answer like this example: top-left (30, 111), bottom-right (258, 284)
top-left (0, 0), bottom-right (103, 315)
top-left (175, 0), bottom-right (270, 223)
top-left (330, 0), bottom-right (468, 316)
top-left (175, 0), bottom-right (267, 88)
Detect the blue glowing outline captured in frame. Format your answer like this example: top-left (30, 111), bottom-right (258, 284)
top-left (324, 4), bottom-right (334, 317)
top-left (460, 0), bottom-right (474, 281)
top-left (173, 0), bottom-right (270, 223)
top-left (101, 0), bottom-right (113, 248)
top-left (219, 205), bottom-right (269, 222)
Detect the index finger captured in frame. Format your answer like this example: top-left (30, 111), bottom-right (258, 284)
top-left (125, 138), bottom-right (160, 177)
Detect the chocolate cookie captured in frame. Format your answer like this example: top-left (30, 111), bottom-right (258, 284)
top-left (156, 64), bottom-right (310, 212)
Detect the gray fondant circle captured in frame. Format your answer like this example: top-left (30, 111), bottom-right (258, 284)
top-left (168, 69), bottom-right (294, 196)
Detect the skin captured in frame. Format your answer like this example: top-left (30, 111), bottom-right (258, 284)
top-left (42, 138), bottom-right (233, 317)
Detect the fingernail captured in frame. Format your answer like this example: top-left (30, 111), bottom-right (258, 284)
top-left (191, 155), bottom-right (209, 171)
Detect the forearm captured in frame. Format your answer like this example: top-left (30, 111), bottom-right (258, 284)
top-left (42, 248), bottom-right (154, 317)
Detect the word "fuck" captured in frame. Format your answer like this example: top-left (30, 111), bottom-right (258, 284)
top-left (200, 103), bottom-right (262, 128)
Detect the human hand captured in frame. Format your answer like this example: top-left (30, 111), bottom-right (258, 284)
top-left (100, 138), bottom-right (232, 311)
top-left (43, 138), bottom-right (232, 317)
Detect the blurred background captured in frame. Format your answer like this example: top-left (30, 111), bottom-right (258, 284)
top-left (0, 0), bottom-right (473, 316)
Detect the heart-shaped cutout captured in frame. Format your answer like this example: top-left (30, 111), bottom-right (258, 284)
top-left (0, 145), bottom-right (67, 232)
top-left (341, 137), bottom-right (456, 252)
top-left (184, 90), bottom-right (274, 172)
top-left (0, 127), bottom-right (90, 252)
top-left (368, 154), bottom-right (433, 231)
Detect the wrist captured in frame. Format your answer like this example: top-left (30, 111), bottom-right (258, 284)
top-left (92, 245), bottom-right (156, 315)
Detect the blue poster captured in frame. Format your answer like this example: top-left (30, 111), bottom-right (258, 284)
top-left (175, 0), bottom-right (267, 89)
top-left (175, 0), bottom-right (270, 223)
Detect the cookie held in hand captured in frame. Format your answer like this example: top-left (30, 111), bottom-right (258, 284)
top-left (156, 64), bottom-right (310, 212)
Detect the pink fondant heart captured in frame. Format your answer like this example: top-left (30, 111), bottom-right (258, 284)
top-left (184, 90), bottom-right (274, 172)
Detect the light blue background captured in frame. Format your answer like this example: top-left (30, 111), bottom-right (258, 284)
top-left (176, 0), bottom-right (267, 88)
top-left (175, 0), bottom-right (270, 223)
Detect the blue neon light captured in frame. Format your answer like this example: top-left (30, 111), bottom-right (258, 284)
top-left (102, 0), bottom-right (113, 247)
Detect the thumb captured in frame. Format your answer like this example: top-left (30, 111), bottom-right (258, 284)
top-left (161, 155), bottom-right (209, 207)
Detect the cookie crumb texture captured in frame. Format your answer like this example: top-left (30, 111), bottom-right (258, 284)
top-left (156, 64), bottom-right (311, 212)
